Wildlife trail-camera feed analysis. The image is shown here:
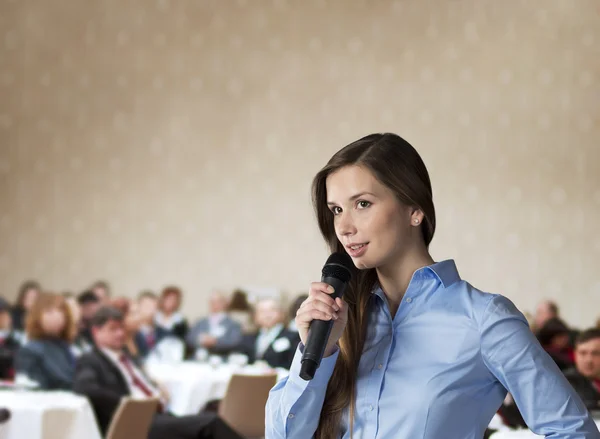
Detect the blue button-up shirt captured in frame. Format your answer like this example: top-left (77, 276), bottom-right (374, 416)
top-left (266, 260), bottom-right (600, 438)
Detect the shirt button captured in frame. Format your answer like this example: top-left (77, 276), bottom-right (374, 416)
top-left (377, 364), bottom-right (383, 369)
top-left (288, 414), bottom-right (295, 419)
top-left (369, 405), bottom-right (374, 411)
top-left (406, 297), bottom-right (412, 303)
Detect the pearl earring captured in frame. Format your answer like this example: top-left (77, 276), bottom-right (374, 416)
top-left (414, 219), bottom-right (420, 224)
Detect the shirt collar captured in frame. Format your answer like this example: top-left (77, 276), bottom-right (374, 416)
top-left (422, 259), bottom-right (461, 288)
top-left (100, 347), bottom-right (123, 363)
top-left (260, 323), bottom-right (283, 337)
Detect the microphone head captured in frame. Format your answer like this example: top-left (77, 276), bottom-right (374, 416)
top-left (322, 252), bottom-right (354, 282)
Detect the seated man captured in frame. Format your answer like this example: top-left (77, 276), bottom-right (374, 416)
top-left (564, 328), bottom-right (600, 411)
top-left (73, 306), bottom-right (242, 439)
top-left (186, 292), bottom-right (242, 358)
top-left (239, 298), bottom-right (299, 370)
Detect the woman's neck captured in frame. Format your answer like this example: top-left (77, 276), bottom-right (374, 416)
top-left (376, 246), bottom-right (434, 317)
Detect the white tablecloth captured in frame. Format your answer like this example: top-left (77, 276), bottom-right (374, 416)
top-left (490, 420), bottom-right (600, 438)
top-left (145, 361), bottom-right (287, 416)
top-left (0, 390), bottom-right (102, 439)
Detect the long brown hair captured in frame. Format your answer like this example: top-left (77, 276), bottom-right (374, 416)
top-left (26, 292), bottom-right (77, 342)
top-left (311, 133), bottom-right (436, 438)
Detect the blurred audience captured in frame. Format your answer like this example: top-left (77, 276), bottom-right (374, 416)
top-left (287, 294), bottom-right (308, 333)
top-left (155, 286), bottom-right (189, 340)
top-left (533, 299), bottom-right (559, 333)
top-left (90, 280), bottom-right (111, 304)
top-left (73, 306), bottom-right (243, 439)
top-left (64, 293), bottom-right (92, 356)
top-left (537, 317), bottom-right (574, 371)
top-left (15, 293), bottom-right (77, 390)
top-left (77, 291), bottom-right (101, 347)
top-left (137, 291), bottom-right (167, 355)
top-left (238, 298), bottom-right (299, 370)
top-left (186, 292), bottom-right (242, 358)
top-left (10, 280), bottom-right (41, 332)
top-left (226, 289), bottom-right (255, 334)
top-left (0, 297), bottom-right (20, 380)
top-left (564, 328), bottom-right (600, 411)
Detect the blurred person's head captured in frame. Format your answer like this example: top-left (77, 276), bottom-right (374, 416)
top-left (26, 292), bottom-right (76, 341)
top-left (254, 298), bottom-right (285, 330)
top-left (137, 291), bottom-right (158, 323)
top-left (574, 328), bottom-right (600, 380)
top-left (91, 280), bottom-right (111, 303)
top-left (0, 298), bottom-right (12, 331)
top-left (535, 300), bottom-right (559, 330)
top-left (159, 286), bottom-right (182, 315)
top-left (77, 290), bottom-right (101, 321)
top-left (537, 317), bottom-right (570, 349)
top-left (16, 280), bottom-right (41, 310)
top-left (209, 291), bottom-right (228, 314)
top-left (124, 300), bottom-right (143, 334)
top-left (91, 306), bottom-right (126, 351)
top-left (228, 289), bottom-right (251, 312)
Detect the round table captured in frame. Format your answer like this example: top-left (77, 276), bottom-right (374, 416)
top-left (0, 390), bottom-right (102, 439)
top-left (145, 361), bottom-right (287, 416)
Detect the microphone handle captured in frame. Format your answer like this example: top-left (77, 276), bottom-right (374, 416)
top-left (299, 275), bottom-right (348, 380)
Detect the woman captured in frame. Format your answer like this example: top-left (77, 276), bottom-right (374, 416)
top-left (227, 289), bottom-right (255, 334)
top-left (11, 280), bottom-right (41, 333)
top-left (15, 292), bottom-right (77, 390)
top-left (155, 286), bottom-right (189, 340)
top-left (265, 133), bottom-right (598, 438)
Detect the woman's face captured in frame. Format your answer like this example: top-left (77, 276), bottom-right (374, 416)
top-left (40, 306), bottom-right (66, 336)
top-left (326, 165), bottom-right (421, 270)
top-left (23, 289), bottom-right (40, 310)
top-left (162, 294), bottom-right (179, 313)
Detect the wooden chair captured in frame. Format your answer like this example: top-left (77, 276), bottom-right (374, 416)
top-left (218, 373), bottom-right (278, 438)
top-left (105, 397), bottom-right (160, 439)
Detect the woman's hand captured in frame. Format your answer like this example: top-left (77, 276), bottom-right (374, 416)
top-left (295, 282), bottom-right (348, 357)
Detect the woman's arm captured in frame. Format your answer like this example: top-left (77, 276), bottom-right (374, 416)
top-left (480, 295), bottom-right (600, 438)
top-left (265, 344), bottom-right (339, 439)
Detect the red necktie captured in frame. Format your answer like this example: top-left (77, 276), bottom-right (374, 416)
top-left (593, 379), bottom-right (600, 393)
top-left (119, 354), bottom-right (155, 397)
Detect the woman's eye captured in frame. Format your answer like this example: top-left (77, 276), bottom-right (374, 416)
top-left (357, 200), bottom-right (371, 209)
top-left (331, 206), bottom-right (342, 215)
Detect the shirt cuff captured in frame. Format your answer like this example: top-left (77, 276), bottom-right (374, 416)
top-left (288, 342), bottom-right (339, 388)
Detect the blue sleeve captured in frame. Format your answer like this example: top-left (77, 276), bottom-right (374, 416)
top-left (480, 295), bottom-right (600, 438)
top-left (265, 344), bottom-right (339, 439)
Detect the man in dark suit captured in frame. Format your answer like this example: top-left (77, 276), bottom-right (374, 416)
top-left (239, 298), bottom-right (299, 370)
top-left (73, 306), bottom-right (242, 439)
top-left (564, 328), bottom-right (600, 412)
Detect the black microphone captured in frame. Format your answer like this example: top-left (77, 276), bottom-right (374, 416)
top-left (300, 252), bottom-right (354, 380)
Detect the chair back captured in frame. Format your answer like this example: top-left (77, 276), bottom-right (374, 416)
top-left (105, 397), bottom-right (160, 439)
top-left (218, 373), bottom-right (277, 437)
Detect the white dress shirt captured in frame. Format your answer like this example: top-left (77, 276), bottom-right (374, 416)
top-left (255, 324), bottom-right (284, 359)
top-left (101, 348), bottom-right (160, 399)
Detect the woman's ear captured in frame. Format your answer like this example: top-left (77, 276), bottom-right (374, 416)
top-left (410, 208), bottom-right (424, 226)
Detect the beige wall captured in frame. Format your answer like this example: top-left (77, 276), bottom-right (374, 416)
top-left (0, 0), bottom-right (598, 324)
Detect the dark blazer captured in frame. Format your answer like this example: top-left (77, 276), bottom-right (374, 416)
top-left (239, 326), bottom-right (300, 370)
top-left (15, 339), bottom-right (75, 390)
top-left (10, 307), bottom-right (26, 332)
top-left (73, 348), bottom-right (242, 439)
top-left (155, 313), bottom-right (189, 341)
top-left (73, 348), bottom-right (143, 434)
top-left (564, 368), bottom-right (600, 411)
top-left (0, 332), bottom-right (20, 379)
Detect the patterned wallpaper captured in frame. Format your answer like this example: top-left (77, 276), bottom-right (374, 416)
top-left (0, 0), bottom-right (598, 323)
